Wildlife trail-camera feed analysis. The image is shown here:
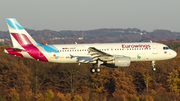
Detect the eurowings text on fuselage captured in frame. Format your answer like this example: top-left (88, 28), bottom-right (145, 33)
top-left (4, 18), bottom-right (177, 73)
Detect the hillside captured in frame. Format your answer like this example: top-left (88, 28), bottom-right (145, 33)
top-left (0, 28), bottom-right (180, 45)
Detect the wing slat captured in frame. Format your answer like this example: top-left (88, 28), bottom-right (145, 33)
top-left (88, 47), bottom-right (114, 61)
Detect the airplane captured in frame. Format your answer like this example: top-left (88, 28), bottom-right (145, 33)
top-left (4, 18), bottom-right (177, 73)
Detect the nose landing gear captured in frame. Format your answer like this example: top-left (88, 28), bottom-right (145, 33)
top-left (152, 61), bottom-right (156, 71)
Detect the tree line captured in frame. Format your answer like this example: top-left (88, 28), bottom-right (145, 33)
top-left (1, 28), bottom-right (180, 45)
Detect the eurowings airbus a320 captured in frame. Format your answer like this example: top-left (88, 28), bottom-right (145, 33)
top-left (4, 18), bottom-right (177, 73)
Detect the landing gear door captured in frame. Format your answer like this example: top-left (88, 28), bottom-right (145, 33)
top-left (152, 44), bottom-right (158, 54)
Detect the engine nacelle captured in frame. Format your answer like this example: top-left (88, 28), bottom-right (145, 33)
top-left (114, 57), bottom-right (131, 67)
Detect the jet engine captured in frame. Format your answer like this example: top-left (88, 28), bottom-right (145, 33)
top-left (113, 57), bottom-right (131, 67)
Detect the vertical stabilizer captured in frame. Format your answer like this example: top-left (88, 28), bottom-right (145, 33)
top-left (6, 18), bottom-right (37, 47)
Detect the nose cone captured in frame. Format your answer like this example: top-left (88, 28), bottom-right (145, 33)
top-left (169, 50), bottom-right (177, 59)
top-left (172, 50), bottom-right (177, 58)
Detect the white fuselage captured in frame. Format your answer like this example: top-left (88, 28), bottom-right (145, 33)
top-left (21, 42), bottom-right (176, 63)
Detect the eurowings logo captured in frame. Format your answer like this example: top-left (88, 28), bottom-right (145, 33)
top-left (122, 44), bottom-right (151, 48)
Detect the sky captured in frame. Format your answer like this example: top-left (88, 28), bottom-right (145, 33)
top-left (0, 0), bottom-right (180, 32)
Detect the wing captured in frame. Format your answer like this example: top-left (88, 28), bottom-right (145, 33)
top-left (69, 54), bottom-right (93, 63)
top-left (73, 47), bottom-right (125, 63)
top-left (88, 47), bottom-right (114, 61)
top-left (77, 57), bottom-right (93, 63)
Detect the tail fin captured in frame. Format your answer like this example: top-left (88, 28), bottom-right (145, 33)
top-left (6, 18), bottom-right (37, 47)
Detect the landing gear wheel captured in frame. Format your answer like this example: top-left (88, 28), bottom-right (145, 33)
top-left (96, 68), bottom-right (101, 73)
top-left (91, 68), bottom-right (96, 73)
top-left (90, 60), bottom-right (103, 73)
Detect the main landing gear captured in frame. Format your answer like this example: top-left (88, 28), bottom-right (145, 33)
top-left (91, 60), bottom-right (103, 73)
top-left (152, 61), bottom-right (156, 71)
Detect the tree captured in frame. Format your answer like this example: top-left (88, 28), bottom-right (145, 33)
top-left (44, 90), bottom-right (54, 101)
top-left (89, 66), bottom-right (110, 94)
top-left (28, 60), bottom-right (53, 94)
top-left (167, 70), bottom-right (180, 100)
top-left (167, 70), bottom-right (180, 93)
top-left (0, 59), bottom-right (32, 99)
top-left (35, 90), bottom-right (54, 101)
top-left (50, 64), bottom-right (89, 94)
top-left (35, 93), bottom-right (44, 101)
top-left (73, 95), bottom-right (83, 101)
top-left (11, 93), bottom-right (19, 101)
top-left (142, 70), bottom-right (154, 94)
top-left (111, 69), bottom-right (137, 100)
top-left (57, 92), bottom-right (71, 101)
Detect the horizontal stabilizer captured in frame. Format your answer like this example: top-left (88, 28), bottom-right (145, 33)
top-left (6, 47), bottom-right (27, 52)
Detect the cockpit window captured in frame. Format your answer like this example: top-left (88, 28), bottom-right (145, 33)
top-left (163, 47), bottom-right (170, 50)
